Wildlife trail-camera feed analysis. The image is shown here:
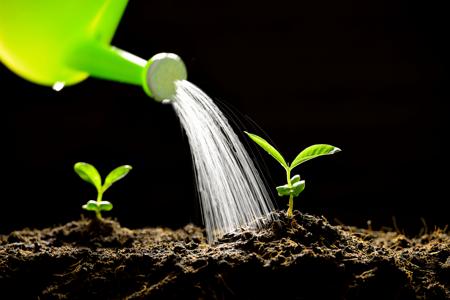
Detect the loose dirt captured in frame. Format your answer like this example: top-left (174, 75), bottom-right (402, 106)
top-left (1, 211), bottom-right (448, 299)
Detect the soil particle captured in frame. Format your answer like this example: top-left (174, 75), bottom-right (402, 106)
top-left (0, 211), bottom-right (448, 299)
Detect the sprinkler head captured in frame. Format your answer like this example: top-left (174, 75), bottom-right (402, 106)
top-left (143, 53), bottom-right (187, 102)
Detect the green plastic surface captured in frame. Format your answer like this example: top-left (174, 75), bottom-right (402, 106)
top-left (0, 0), bottom-right (137, 86)
top-left (0, 0), bottom-right (187, 99)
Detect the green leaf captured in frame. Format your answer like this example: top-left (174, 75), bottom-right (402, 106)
top-left (276, 184), bottom-right (291, 196)
top-left (277, 180), bottom-right (305, 197)
top-left (291, 174), bottom-right (301, 184)
top-left (98, 201), bottom-right (113, 211)
top-left (290, 144), bottom-right (341, 170)
top-left (291, 180), bottom-right (305, 197)
top-left (82, 200), bottom-right (113, 212)
top-left (74, 162), bottom-right (102, 192)
top-left (103, 165), bottom-right (132, 192)
top-left (82, 200), bottom-right (99, 211)
top-left (244, 132), bottom-right (288, 169)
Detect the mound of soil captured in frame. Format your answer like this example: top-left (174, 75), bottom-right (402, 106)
top-left (0, 211), bottom-right (449, 299)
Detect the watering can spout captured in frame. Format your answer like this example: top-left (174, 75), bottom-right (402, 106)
top-left (0, 0), bottom-right (187, 101)
top-left (66, 40), bottom-right (187, 101)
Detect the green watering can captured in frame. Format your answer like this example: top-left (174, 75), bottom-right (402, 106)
top-left (0, 0), bottom-right (187, 101)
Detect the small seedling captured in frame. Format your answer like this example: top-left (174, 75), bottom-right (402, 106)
top-left (74, 162), bottom-right (132, 219)
top-left (245, 132), bottom-right (340, 218)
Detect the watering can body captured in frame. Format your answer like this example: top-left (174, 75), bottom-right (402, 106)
top-left (0, 0), bottom-right (129, 86)
top-left (0, 0), bottom-right (187, 100)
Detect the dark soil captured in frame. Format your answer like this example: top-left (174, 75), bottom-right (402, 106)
top-left (1, 211), bottom-right (448, 299)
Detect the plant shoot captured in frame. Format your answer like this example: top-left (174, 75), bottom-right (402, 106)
top-left (245, 132), bottom-right (340, 217)
top-left (74, 162), bottom-right (132, 219)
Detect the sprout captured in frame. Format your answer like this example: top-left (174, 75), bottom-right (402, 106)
top-left (245, 132), bottom-right (340, 218)
top-left (74, 162), bottom-right (132, 219)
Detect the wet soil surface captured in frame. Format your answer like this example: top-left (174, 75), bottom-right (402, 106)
top-left (0, 211), bottom-right (449, 299)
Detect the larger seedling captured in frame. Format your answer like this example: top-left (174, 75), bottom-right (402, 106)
top-left (245, 132), bottom-right (340, 217)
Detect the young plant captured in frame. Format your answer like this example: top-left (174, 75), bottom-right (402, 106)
top-left (74, 162), bottom-right (132, 219)
top-left (245, 132), bottom-right (341, 218)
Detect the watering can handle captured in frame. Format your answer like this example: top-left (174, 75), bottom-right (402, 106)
top-left (93, 0), bottom-right (129, 44)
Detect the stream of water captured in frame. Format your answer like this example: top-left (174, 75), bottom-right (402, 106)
top-left (171, 80), bottom-right (275, 243)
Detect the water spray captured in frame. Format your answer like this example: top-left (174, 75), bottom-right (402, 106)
top-left (173, 81), bottom-right (275, 243)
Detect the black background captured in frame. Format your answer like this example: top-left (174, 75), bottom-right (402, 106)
top-left (1, 0), bottom-right (448, 234)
